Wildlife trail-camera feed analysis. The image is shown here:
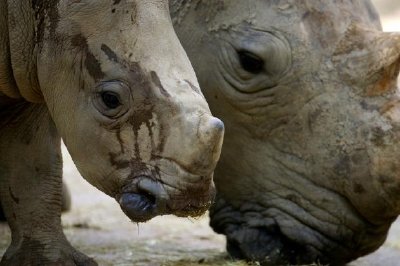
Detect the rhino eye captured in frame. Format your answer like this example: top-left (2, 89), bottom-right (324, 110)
top-left (237, 50), bottom-right (264, 74)
top-left (101, 91), bottom-right (121, 109)
top-left (93, 81), bottom-right (131, 120)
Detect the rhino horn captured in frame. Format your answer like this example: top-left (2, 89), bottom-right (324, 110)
top-left (333, 23), bottom-right (400, 96)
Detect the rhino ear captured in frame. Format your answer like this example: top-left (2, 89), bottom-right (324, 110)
top-left (0, 43), bottom-right (21, 99)
top-left (169, 0), bottom-right (194, 25)
top-left (6, 0), bottom-right (44, 103)
top-left (0, 1), bottom-right (21, 99)
top-left (332, 23), bottom-right (400, 96)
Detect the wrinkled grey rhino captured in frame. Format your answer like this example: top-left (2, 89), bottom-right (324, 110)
top-left (0, 0), bottom-right (224, 265)
top-left (171, 0), bottom-right (400, 265)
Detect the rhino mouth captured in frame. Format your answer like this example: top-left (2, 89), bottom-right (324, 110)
top-left (209, 199), bottom-right (320, 265)
top-left (224, 225), bottom-right (317, 265)
top-left (118, 173), bottom-right (215, 222)
top-left (211, 212), bottom-right (343, 265)
top-left (118, 177), bottom-right (166, 222)
top-left (209, 195), bottom-right (392, 265)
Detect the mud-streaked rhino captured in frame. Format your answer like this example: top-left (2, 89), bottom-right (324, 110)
top-left (0, 0), bottom-right (224, 264)
top-left (171, 0), bottom-right (400, 265)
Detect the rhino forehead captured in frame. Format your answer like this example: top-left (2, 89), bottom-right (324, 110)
top-left (171, 0), bottom-right (381, 37)
top-left (70, 34), bottom-right (105, 81)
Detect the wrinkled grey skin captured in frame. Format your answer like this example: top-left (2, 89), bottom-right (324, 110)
top-left (171, 0), bottom-right (400, 265)
top-left (0, 0), bottom-right (224, 265)
top-left (0, 182), bottom-right (70, 222)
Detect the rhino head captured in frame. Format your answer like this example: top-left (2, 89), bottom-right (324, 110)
top-left (171, 0), bottom-right (400, 264)
top-left (2, 0), bottom-right (224, 222)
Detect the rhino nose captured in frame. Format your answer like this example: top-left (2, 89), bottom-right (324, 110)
top-left (363, 32), bottom-right (400, 96)
top-left (333, 25), bottom-right (400, 95)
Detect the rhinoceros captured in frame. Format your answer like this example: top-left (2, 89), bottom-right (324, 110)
top-left (171, 0), bottom-right (400, 265)
top-left (0, 0), bottom-right (224, 264)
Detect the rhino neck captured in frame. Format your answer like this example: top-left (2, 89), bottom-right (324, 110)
top-left (0, 0), bottom-right (49, 103)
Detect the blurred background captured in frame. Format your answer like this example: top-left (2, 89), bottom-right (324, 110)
top-left (1, 1), bottom-right (400, 266)
top-left (374, 0), bottom-right (400, 31)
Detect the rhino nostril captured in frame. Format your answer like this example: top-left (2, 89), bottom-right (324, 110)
top-left (137, 178), bottom-right (168, 213)
top-left (137, 188), bottom-right (156, 206)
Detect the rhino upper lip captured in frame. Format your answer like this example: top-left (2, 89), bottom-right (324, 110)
top-left (118, 163), bottom-right (211, 195)
top-left (120, 171), bottom-right (211, 195)
top-left (120, 175), bottom-right (151, 194)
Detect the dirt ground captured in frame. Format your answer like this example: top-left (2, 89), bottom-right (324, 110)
top-left (1, 2), bottom-right (400, 266)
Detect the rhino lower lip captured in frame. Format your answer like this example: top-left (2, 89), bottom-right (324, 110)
top-left (118, 177), bottom-right (169, 222)
top-left (119, 192), bottom-right (158, 222)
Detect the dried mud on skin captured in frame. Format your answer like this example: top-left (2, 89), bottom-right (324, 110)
top-left (1, 2), bottom-right (400, 265)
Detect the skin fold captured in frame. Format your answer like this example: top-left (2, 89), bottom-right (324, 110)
top-left (171, 0), bottom-right (400, 265)
top-left (0, 0), bottom-right (224, 265)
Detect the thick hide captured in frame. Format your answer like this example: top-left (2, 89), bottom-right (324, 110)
top-left (171, 0), bottom-right (400, 265)
top-left (0, 0), bottom-right (223, 264)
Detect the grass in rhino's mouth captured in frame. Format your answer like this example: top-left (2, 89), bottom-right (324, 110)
top-left (163, 254), bottom-right (327, 266)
